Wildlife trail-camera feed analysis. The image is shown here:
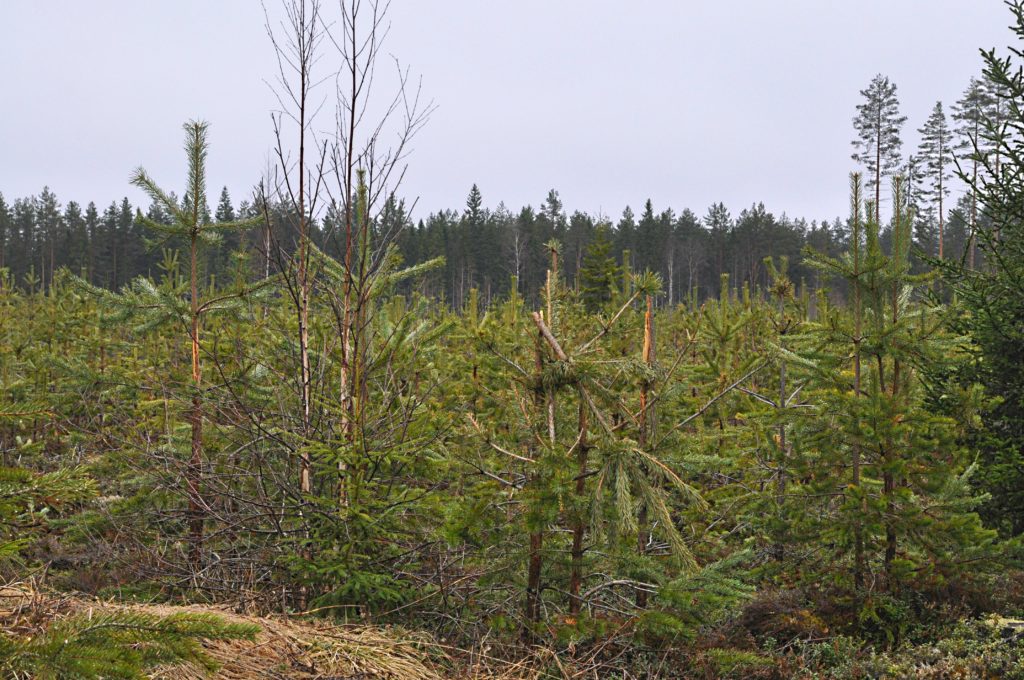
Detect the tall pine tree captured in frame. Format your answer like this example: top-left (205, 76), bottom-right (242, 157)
top-left (917, 101), bottom-right (953, 259)
top-left (852, 74), bottom-right (907, 226)
top-left (952, 78), bottom-right (991, 268)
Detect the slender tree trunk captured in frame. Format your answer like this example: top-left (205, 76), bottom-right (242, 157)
top-left (636, 295), bottom-right (654, 608)
top-left (264, 221), bottom-right (271, 280)
top-left (883, 185), bottom-right (906, 586)
top-left (881, 354), bottom-right (898, 583)
top-left (774, 295), bottom-right (787, 561)
top-left (526, 528), bottom-right (544, 625)
top-left (938, 150), bottom-right (945, 261)
top-left (297, 52), bottom-right (312, 499)
top-left (884, 466), bottom-right (896, 576)
top-left (875, 110), bottom-right (882, 227)
top-left (337, 9), bottom-right (361, 509)
top-left (267, 0), bottom-right (322, 609)
top-left (885, 280), bottom-right (902, 585)
top-left (188, 234), bottom-right (204, 569)
top-left (969, 154), bottom-right (978, 270)
top-left (993, 136), bottom-right (1003, 250)
top-left (851, 176), bottom-right (865, 590)
top-left (545, 256), bottom-right (557, 444)
top-left (510, 233), bottom-right (519, 286)
top-left (352, 179), bottom-right (373, 513)
top-left (525, 327), bottom-right (546, 628)
top-left (569, 400), bottom-right (588, 615)
top-left (667, 248), bottom-right (674, 307)
top-left (527, 253), bottom-right (560, 628)
top-left (292, 18), bottom-right (315, 614)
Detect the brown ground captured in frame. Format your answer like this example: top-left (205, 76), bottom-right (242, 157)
top-left (1, 583), bottom-right (450, 679)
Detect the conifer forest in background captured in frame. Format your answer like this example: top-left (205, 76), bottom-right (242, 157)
top-left (5, 1), bottom-right (1024, 678)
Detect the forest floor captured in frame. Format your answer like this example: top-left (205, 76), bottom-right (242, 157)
top-left (7, 582), bottom-right (1024, 679)
top-left (0, 583), bottom-right (543, 679)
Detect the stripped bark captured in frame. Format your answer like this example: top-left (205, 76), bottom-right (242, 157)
top-left (636, 295), bottom-right (654, 607)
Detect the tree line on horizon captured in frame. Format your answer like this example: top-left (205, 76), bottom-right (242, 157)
top-left (0, 62), bottom-right (1001, 309)
top-left (0, 179), bottom-right (985, 308)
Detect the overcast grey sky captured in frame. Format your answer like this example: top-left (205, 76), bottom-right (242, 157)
top-left (0, 1), bottom-right (1013, 224)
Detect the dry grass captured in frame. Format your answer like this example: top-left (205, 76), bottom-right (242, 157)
top-left (1, 583), bottom-right (448, 679)
top-left (0, 583), bottom-right (608, 679)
